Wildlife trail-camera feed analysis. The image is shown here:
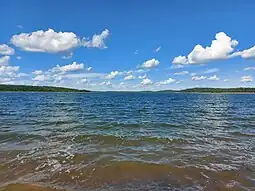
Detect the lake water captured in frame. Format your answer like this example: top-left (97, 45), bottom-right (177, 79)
top-left (0, 92), bottom-right (254, 190)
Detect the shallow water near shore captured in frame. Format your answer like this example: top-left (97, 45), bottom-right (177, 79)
top-left (0, 92), bottom-right (255, 190)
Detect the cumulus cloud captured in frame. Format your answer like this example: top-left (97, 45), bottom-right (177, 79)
top-left (0, 56), bottom-right (10, 66)
top-left (141, 78), bottom-right (152, 85)
top-left (79, 78), bottom-right (88, 84)
top-left (124, 75), bottom-right (135, 80)
top-left (173, 71), bottom-right (189, 76)
top-left (234, 45), bottom-right (255, 59)
top-left (240, 76), bottom-right (253, 82)
top-left (192, 75), bottom-right (207, 81)
top-left (204, 68), bottom-right (220, 74)
top-left (105, 71), bottom-right (120, 79)
top-left (52, 62), bottom-right (84, 73)
top-left (140, 58), bottom-right (160, 68)
top-left (208, 75), bottom-right (220, 81)
top-left (82, 29), bottom-right (110, 49)
top-left (0, 44), bottom-right (15, 55)
top-left (11, 29), bottom-right (79, 53)
top-left (11, 28), bottom-right (110, 53)
top-left (16, 56), bottom-right (22, 60)
top-left (134, 50), bottom-right (139, 55)
top-left (172, 56), bottom-right (188, 64)
top-left (173, 32), bottom-right (238, 64)
top-left (244, 67), bottom-right (255, 71)
top-left (159, 78), bottom-right (176, 85)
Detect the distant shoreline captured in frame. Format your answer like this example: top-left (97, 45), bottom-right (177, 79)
top-left (0, 84), bottom-right (254, 94)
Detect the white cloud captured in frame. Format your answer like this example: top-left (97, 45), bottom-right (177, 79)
top-left (240, 76), bottom-right (253, 82)
top-left (140, 58), bottom-right (160, 68)
top-left (155, 46), bottom-right (161, 52)
top-left (62, 52), bottom-right (73, 59)
top-left (33, 74), bottom-right (49, 81)
top-left (124, 75), bottom-right (135, 80)
top-left (173, 71), bottom-right (189, 76)
top-left (190, 73), bottom-right (197, 76)
top-left (32, 70), bottom-right (43, 75)
top-left (172, 56), bottom-right (188, 64)
top-left (173, 32), bottom-right (238, 64)
top-left (65, 73), bottom-right (104, 79)
top-left (105, 71), bottom-right (120, 79)
top-left (82, 29), bottom-right (110, 49)
top-left (208, 75), bottom-right (220, 81)
top-left (11, 29), bottom-right (79, 53)
top-left (0, 44), bottom-right (15, 55)
top-left (87, 67), bottom-right (92, 72)
top-left (16, 56), bottom-right (22, 60)
top-left (204, 68), bottom-right (220, 74)
top-left (159, 78), bottom-right (176, 85)
top-left (17, 25), bottom-right (23, 29)
top-left (192, 75), bottom-right (207, 81)
top-left (52, 62), bottom-right (84, 73)
top-left (0, 65), bottom-right (19, 75)
top-left (138, 74), bottom-right (147, 79)
top-left (100, 81), bottom-right (112, 86)
top-left (141, 78), bottom-right (152, 85)
top-left (0, 56), bottom-right (10, 66)
top-left (234, 45), bottom-right (255, 59)
top-left (244, 67), bottom-right (255, 71)
top-left (224, 79), bottom-right (229, 82)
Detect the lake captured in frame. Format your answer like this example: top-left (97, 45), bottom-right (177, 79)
top-left (0, 92), bottom-right (254, 190)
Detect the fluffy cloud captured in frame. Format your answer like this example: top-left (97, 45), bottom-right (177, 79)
top-left (16, 56), bottom-right (22, 60)
top-left (192, 75), bottom-right (207, 81)
top-left (234, 45), bottom-right (255, 59)
top-left (11, 29), bottom-right (79, 53)
top-left (141, 78), bottom-right (152, 85)
top-left (208, 75), bottom-right (220, 81)
top-left (105, 71), bottom-right (120, 79)
top-left (52, 62), bottom-right (84, 73)
top-left (173, 32), bottom-right (238, 64)
top-left (240, 76), bottom-right (253, 82)
top-left (0, 44), bottom-right (15, 55)
top-left (124, 75), bottom-right (135, 80)
top-left (82, 29), bottom-right (110, 49)
top-left (159, 78), bottom-right (176, 85)
top-left (173, 71), bottom-right (189, 76)
top-left (172, 56), bottom-right (188, 64)
top-left (0, 56), bottom-right (10, 66)
top-left (244, 67), bottom-right (255, 71)
top-left (11, 29), bottom-right (110, 53)
top-left (140, 58), bottom-right (160, 68)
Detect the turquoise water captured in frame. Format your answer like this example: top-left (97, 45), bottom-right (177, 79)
top-left (0, 92), bottom-right (255, 190)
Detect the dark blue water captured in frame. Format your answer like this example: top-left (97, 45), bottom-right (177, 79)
top-left (0, 92), bottom-right (255, 190)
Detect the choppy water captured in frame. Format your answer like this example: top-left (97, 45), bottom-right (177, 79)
top-left (0, 92), bottom-right (255, 190)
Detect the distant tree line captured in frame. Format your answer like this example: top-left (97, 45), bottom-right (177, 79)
top-left (0, 84), bottom-right (90, 92)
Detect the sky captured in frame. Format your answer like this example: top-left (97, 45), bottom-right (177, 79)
top-left (1, 0), bottom-right (255, 91)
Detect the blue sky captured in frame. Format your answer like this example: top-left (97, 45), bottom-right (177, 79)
top-left (0, 0), bottom-right (255, 91)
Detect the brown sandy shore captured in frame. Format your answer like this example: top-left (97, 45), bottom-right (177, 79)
top-left (0, 184), bottom-right (64, 191)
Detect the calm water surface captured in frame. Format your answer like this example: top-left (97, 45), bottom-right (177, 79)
top-left (0, 92), bottom-right (254, 190)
